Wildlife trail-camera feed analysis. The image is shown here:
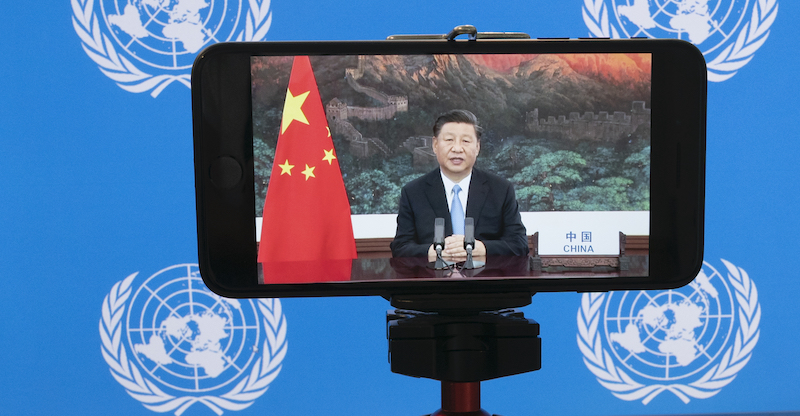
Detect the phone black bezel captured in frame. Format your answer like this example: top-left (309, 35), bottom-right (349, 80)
top-left (192, 38), bottom-right (706, 298)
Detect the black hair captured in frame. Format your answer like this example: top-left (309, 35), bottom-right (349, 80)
top-left (432, 109), bottom-right (483, 140)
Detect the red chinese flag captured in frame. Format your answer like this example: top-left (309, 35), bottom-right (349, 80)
top-left (258, 56), bottom-right (357, 283)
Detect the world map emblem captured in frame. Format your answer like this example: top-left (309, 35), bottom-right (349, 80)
top-left (100, 264), bottom-right (287, 414)
top-left (582, 0), bottom-right (779, 81)
top-left (72, 0), bottom-right (273, 97)
top-left (577, 259), bottom-right (760, 404)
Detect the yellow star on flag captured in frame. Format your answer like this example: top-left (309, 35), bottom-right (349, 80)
top-left (278, 159), bottom-right (294, 175)
top-left (301, 164), bottom-right (316, 180)
top-left (326, 126), bottom-right (331, 137)
top-left (281, 88), bottom-right (310, 134)
top-left (322, 149), bottom-right (337, 165)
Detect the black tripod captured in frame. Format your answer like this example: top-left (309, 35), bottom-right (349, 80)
top-left (387, 292), bottom-right (541, 416)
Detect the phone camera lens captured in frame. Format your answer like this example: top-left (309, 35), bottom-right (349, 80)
top-left (209, 156), bottom-right (242, 189)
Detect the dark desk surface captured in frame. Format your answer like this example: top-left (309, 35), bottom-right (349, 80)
top-left (350, 255), bottom-right (649, 281)
top-left (260, 255), bottom-right (648, 284)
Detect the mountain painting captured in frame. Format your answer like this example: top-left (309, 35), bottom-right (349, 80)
top-left (252, 54), bottom-right (651, 215)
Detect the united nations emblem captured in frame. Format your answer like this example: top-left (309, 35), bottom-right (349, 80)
top-left (72, 0), bottom-right (273, 97)
top-left (577, 259), bottom-right (760, 403)
top-left (100, 264), bottom-right (287, 414)
top-left (582, 0), bottom-right (779, 81)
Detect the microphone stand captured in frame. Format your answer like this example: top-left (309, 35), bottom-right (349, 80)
top-left (463, 243), bottom-right (478, 270)
top-left (462, 218), bottom-right (484, 270)
top-left (431, 217), bottom-right (453, 271)
top-left (434, 244), bottom-right (449, 270)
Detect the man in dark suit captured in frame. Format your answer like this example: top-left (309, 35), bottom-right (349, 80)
top-left (390, 110), bottom-right (528, 259)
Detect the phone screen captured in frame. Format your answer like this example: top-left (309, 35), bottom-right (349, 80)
top-left (250, 53), bottom-right (652, 284)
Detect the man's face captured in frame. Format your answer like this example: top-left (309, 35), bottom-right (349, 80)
top-left (432, 122), bottom-right (480, 182)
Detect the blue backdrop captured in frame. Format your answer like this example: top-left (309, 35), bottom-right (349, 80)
top-left (1, 1), bottom-right (797, 415)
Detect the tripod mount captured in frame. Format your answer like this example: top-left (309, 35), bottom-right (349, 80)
top-left (387, 292), bottom-right (541, 416)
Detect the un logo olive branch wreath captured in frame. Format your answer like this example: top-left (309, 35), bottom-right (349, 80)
top-left (100, 268), bottom-right (287, 415)
top-left (577, 260), bottom-right (760, 404)
top-left (71, 0), bottom-right (273, 97)
top-left (582, 0), bottom-right (778, 82)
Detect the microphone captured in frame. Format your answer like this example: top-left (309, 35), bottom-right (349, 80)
top-left (462, 217), bottom-right (484, 270)
top-left (432, 218), bottom-right (448, 270)
top-left (464, 217), bottom-right (475, 252)
top-left (434, 217), bottom-right (445, 252)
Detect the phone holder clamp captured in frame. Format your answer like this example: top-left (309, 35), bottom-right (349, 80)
top-left (387, 25), bottom-right (531, 41)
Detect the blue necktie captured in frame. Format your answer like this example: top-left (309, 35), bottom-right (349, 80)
top-left (451, 185), bottom-right (464, 235)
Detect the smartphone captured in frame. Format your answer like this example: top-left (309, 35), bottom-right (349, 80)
top-left (192, 38), bottom-right (706, 299)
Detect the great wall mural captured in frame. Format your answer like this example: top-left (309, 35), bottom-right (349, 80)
top-left (322, 55), bottom-right (651, 169)
top-left (325, 56), bottom-right (406, 158)
top-left (251, 53), bottom-right (652, 215)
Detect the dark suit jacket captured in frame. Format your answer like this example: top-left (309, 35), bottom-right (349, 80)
top-left (390, 168), bottom-right (529, 257)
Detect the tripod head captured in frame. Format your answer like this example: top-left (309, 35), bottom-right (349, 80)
top-left (386, 292), bottom-right (541, 415)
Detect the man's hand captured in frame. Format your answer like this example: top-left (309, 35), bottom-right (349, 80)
top-left (427, 244), bottom-right (437, 262)
top-left (427, 236), bottom-right (486, 262)
top-left (442, 235), bottom-right (486, 260)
